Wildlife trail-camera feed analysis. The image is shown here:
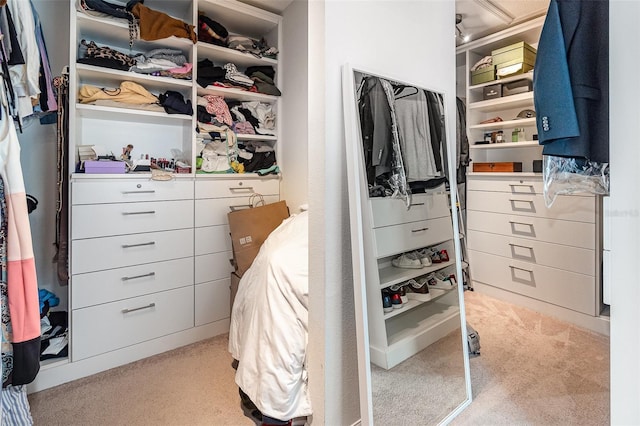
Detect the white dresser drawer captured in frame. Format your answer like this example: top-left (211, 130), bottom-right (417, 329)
top-left (72, 200), bottom-right (194, 239)
top-left (369, 193), bottom-right (449, 228)
top-left (72, 257), bottom-right (194, 308)
top-left (195, 278), bottom-right (231, 327)
top-left (72, 285), bottom-right (194, 361)
top-left (467, 176), bottom-right (543, 194)
top-left (195, 225), bottom-right (232, 256)
top-left (195, 178), bottom-right (279, 199)
top-left (374, 216), bottom-right (453, 258)
top-left (469, 250), bottom-right (596, 316)
top-left (194, 195), bottom-right (279, 227)
top-left (195, 251), bottom-right (234, 284)
top-left (467, 210), bottom-right (595, 249)
top-left (467, 190), bottom-right (596, 223)
top-left (467, 229), bottom-right (595, 276)
top-left (72, 179), bottom-right (193, 205)
top-left (71, 228), bottom-right (194, 274)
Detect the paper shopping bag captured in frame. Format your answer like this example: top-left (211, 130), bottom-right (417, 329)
top-left (227, 200), bottom-right (290, 277)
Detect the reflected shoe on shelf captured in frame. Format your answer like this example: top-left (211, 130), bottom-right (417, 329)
top-left (408, 248), bottom-right (432, 267)
top-left (405, 278), bottom-right (430, 294)
top-left (429, 248), bottom-right (443, 264)
top-left (439, 249), bottom-right (450, 262)
top-left (427, 272), bottom-right (455, 289)
top-left (391, 253), bottom-right (423, 269)
top-left (389, 284), bottom-right (409, 304)
top-left (381, 290), bottom-right (393, 313)
top-left (390, 292), bottom-right (404, 309)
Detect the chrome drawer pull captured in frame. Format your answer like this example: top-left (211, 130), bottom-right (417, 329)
top-left (229, 204), bottom-right (252, 211)
top-left (121, 272), bottom-right (155, 281)
top-left (411, 227), bottom-right (429, 233)
top-left (122, 211), bottom-right (156, 216)
top-left (509, 198), bottom-right (533, 203)
top-left (122, 190), bottom-right (156, 194)
top-left (409, 202), bottom-right (425, 206)
top-left (509, 265), bottom-right (533, 273)
top-left (509, 243), bottom-right (533, 250)
top-left (229, 186), bottom-right (254, 192)
top-left (509, 184), bottom-right (534, 189)
top-left (509, 221), bottom-right (533, 227)
top-left (121, 242), bottom-right (155, 249)
top-left (121, 303), bottom-right (156, 314)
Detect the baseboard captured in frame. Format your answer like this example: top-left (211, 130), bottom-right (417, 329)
top-left (349, 420), bottom-right (362, 426)
top-left (471, 282), bottom-right (610, 336)
top-left (27, 319), bottom-right (230, 393)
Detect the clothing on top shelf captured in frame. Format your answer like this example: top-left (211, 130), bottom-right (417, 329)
top-left (198, 13), bottom-right (229, 47)
top-left (130, 3), bottom-right (196, 44)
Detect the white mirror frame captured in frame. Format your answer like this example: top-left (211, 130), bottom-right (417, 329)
top-left (342, 63), bottom-right (473, 425)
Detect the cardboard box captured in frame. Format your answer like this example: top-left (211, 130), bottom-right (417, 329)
top-left (492, 41), bottom-right (537, 69)
top-left (84, 160), bottom-right (126, 174)
top-left (502, 79), bottom-right (532, 96)
top-left (471, 66), bottom-right (496, 85)
top-left (228, 200), bottom-right (290, 277)
top-left (496, 62), bottom-right (534, 79)
top-left (473, 162), bottom-right (523, 172)
top-left (230, 272), bottom-right (241, 311)
top-left (483, 83), bottom-right (502, 100)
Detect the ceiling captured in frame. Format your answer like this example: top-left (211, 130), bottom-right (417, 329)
top-left (237, 0), bottom-right (549, 45)
top-left (456, 0), bottom-right (549, 44)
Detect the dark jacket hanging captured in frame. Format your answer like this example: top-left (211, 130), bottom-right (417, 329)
top-left (533, 0), bottom-right (609, 163)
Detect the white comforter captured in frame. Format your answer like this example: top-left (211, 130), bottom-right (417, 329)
top-left (228, 211), bottom-right (311, 420)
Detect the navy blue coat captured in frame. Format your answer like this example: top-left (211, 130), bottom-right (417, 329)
top-left (533, 0), bottom-right (609, 163)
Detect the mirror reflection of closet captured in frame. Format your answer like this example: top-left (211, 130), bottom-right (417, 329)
top-left (342, 65), bottom-right (472, 425)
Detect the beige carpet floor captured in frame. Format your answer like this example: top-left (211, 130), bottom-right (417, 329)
top-left (28, 291), bottom-right (609, 425)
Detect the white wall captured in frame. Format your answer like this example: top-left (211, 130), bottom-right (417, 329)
top-left (322, 1), bottom-right (456, 423)
top-left (281, 0), bottom-right (309, 213)
top-left (610, 1), bottom-right (640, 423)
top-left (21, 0), bottom-right (70, 310)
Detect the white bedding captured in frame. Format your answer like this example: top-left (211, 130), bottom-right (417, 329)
top-left (228, 210), bottom-right (311, 420)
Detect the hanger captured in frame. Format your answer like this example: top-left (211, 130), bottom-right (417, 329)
top-left (394, 85), bottom-right (418, 100)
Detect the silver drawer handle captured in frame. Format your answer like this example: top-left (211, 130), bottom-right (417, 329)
top-left (121, 242), bottom-right (155, 249)
top-left (509, 265), bottom-right (533, 273)
top-left (409, 202), bottom-right (425, 206)
top-left (411, 227), bottom-right (429, 233)
top-left (509, 199), bottom-right (534, 203)
top-left (122, 211), bottom-right (156, 216)
top-left (121, 302), bottom-right (156, 314)
top-left (509, 184), bottom-right (534, 189)
top-left (509, 243), bottom-right (533, 250)
top-left (122, 190), bottom-right (156, 194)
top-left (121, 272), bottom-right (155, 281)
top-left (229, 204), bottom-right (252, 211)
top-left (229, 186), bottom-right (254, 192)
top-left (509, 221), bottom-right (533, 227)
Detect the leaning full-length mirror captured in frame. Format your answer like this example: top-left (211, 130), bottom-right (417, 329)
top-left (342, 65), bottom-right (472, 425)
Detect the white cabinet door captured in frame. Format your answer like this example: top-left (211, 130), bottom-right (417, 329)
top-left (195, 278), bottom-right (231, 327)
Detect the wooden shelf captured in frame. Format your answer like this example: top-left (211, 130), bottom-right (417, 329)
top-left (469, 117), bottom-right (536, 130)
top-left (382, 287), bottom-right (453, 320)
top-left (378, 259), bottom-right (456, 289)
top-left (386, 302), bottom-right (460, 346)
top-left (469, 92), bottom-right (534, 113)
top-left (76, 104), bottom-right (192, 123)
top-left (470, 140), bottom-right (540, 149)
top-left (197, 42), bottom-right (277, 68)
top-left (76, 64), bottom-right (192, 93)
top-left (197, 85), bottom-right (278, 102)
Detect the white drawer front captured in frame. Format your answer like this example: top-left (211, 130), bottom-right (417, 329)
top-left (467, 210), bottom-right (595, 249)
top-left (469, 250), bottom-right (596, 316)
top-left (195, 178), bottom-right (279, 199)
top-left (195, 278), bottom-right (231, 327)
top-left (72, 179), bottom-right (193, 205)
top-left (72, 285), bottom-right (194, 361)
top-left (72, 257), bottom-right (194, 308)
top-left (72, 200), bottom-right (194, 239)
top-left (467, 190), bottom-right (595, 223)
top-left (374, 216), bottom-right (453, 258)
top-left (195, 225), bottom-right (232, 256)
top-left (467, 230), bottom-right (595, 276)
top-left (467, 176), bottom-right (543, 194)
top-left (195, 251), bottom-right (234, 284)
top-left (194, 195), bottom-right (279, 227)
top-left (71, 228), bottom-right (194, 274)
top-left (370, 193), bottom-right (450, 228)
